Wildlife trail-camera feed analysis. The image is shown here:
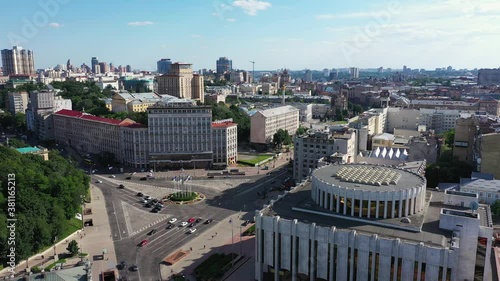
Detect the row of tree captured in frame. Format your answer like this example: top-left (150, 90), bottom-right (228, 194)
top-left (0, 147), bottom-right (89, 265)
top-left (209, 102), bottom-right (250, 142)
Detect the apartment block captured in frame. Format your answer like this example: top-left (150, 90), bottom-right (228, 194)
top-left (386, 107), bottom-right (420, 132)
top-left (7, 91), bottom-right (28, 114)
top-left (250, 105), bottom-right (299, 147)
top-left (26, 90), bottom-right (72, 140)
top-left (1, 46), bottom-right (35, 75)
top-left (156, 62), bottom-right (204, 103)
top-left (478, 132), bottom-right (500, 179)
top-left (212, 119), bottom-right (238, 167)
top-left (293, 127), bottom-right (357, 181)
top-left (478, 68), bottom-right (500, 86)
top-left (419, 108), bottom-right (461, 133)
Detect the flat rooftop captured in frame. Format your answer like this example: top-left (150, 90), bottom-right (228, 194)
top-left (314, 164), bottom-right (424, 192)
top-left (263, 183), bottom-right (490, 248)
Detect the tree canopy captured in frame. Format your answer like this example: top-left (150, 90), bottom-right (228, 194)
top-left (209, 102), bottom-right (250, 142)
top-left (273, 129), bottom-right (292, 149)
top-left (0, 146), bottom-right (89, 265)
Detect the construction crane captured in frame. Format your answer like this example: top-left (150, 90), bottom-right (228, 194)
top-left (249, 61), bottom-right (255, 83)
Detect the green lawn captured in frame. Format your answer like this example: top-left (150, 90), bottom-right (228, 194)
top-left (44, 259), bottom-right (66, 271)
top-left (243, 225), bottom-right (256, 236)
top-left (170, 192), bottom-right (198, 202)
top-left (238, 155), bottom-right (273, 166)
top-left (194, 253), bottom-right (235, 280)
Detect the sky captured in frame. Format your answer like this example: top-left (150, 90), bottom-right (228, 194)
top-left (1, 0), bottom-right (499, 71)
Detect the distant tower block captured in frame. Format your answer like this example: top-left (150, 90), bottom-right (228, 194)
top-left (380, 90), bottom-right (390, 107)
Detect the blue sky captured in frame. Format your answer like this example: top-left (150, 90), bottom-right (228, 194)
top-left (1, 0), bottom-right (499, 71)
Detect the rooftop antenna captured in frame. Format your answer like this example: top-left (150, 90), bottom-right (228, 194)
top-left (250, 61), bottom-right (255, 83)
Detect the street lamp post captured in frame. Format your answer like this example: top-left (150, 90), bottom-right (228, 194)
top-left (80, 195), bottom-right (85, 230)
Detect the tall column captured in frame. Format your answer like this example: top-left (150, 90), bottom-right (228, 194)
top-left (359, 196), bottom-right (363, 218)
top-left (256, 214), bottom-right (264, 281)
top-left (404, 196), bottom-right (410, 217)
top-left (343, 193), bottom-right (347, 215)
top-left (367, 198), bottom-right (371, 218)
top-left (292, 220), bottom-right (298, 281)
top-left (351, 193), bottom-right (355, 217)
top-left (310, 225), bottom-right (316, 281)
top-left (336, 193), bottom-right (340, 214)
top-left (391, 195), bottom-right (396, 218)
top-left (330, 192), bottom-right (335, 211)
top-left (274, 217), bottom-right (280, 281)
top-left (383, 197), bottom-right (388, 219)
top-left (376, 193), bottom-right (380, 219)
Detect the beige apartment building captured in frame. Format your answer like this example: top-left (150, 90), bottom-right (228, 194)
top-left (156, 63), bottom-right (204, 103)
top-left (111, 91), bottom-right (161, 113)
top-left (250, 105), bottom-right (299, 148)
top-left (7, 91), bottom-right (28, 114)
top-left (212, 119), bottom-right (238, 166)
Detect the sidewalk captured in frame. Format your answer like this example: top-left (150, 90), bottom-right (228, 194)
top-left (0, 186), bottom-right (117, 280)
top-left (160, 213), bottom-right (256, 281)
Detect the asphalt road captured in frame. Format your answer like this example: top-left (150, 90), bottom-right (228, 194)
top-left (95, 168), bottom-right (290, 281)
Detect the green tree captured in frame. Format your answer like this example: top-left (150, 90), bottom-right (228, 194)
top-left (491, 200), bottom-right (500, 216)
top-left (296, 126), bottom-right (307, 136)
top-left (66, 240), bottom-right (80, 256)
top-left (443, 129), bottom-right (455, 148)
top-left (272, 129), bottom-right (291, 148)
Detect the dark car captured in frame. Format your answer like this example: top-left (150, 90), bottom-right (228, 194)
top-left (204, 219), bottom-right (213, 224)
top-left (195, 218), bottom-right (202, 223)
top-left (151, 208), bottom-right (159, 213)
top-left (140, 177), bottom-right (147, 181)
top-left (119, 261), bottom-right (126, 269)
top-left (118, 184), bottom-right (125, 189)
top-left (166, 224), bottom-right (174, 229)
top-left (188, 222), bottom-right (195, 228)
top-left (242, 220), bottom-right (250, 226)
top-left (126, 176), bottom-right (132, 180)
top-left (148, 229), bottom-right (157, 235)
top-left (145, 203), bottom-right (152, 208)
top-left (130, 265), bottom-right (138, 271)
top-left (137, 192), bottom-right (143, 197)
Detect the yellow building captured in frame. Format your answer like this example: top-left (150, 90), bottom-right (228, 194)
top-left (111, 91), bottom-right (161, 113)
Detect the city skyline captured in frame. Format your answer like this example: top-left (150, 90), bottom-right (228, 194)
top-left (1, 0), bottom-right (500, 71)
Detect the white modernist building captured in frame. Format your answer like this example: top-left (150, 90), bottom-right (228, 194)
top-left (255, 163), bottom-right (493, 281)
top-left (250, 105), bottom-right (299, 147)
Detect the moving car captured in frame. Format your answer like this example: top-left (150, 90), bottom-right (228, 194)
top-left (180, 222), bottom-right (188, 227)
top-left (188, 228), bottom-right (196, 234)
top-left (119, 261), bottom-right (126, 269)
top-left (195, 218), bottom-right (202, 223)
top-left (242, 220), bottom-right (250, 226)
top-left (130, 265), bottom-right (138, 271)
top-left (204, 219), bottom-right (213, 224)
top-left (109, 175), bottom-right (116, 178)
top-left (126, 176), bottom-right (132, 180)
top-left (118, 184), bottom-right (125, 189)
top-left (137, 192), bottom-right (143, 197)
top-left (166, 224), bottom-right (174, 229)
top-left (95, 180), bottom-right (102, 184)
top-left (187, 218), bottom-right (195, 223)
top-left (188, 223), bottom-right (195, 227)
top-left (169, 218), bottom-right (178, 224)
top-left (140, 177), bottom-right (147, 181)
top-left (148, 229), bottom-right (157, 235)
top-left (139, 240), bottom-right (149, 247)
top-left (144, 196), bottom-right (152, 200)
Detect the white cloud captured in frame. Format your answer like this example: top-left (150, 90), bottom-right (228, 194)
top-left (232, 0), bottom-right (271, 16)
top-left (128, 21), bottom-right (154, 26)
top-left (48, 22), bottom-right (63, 28)
top-left (227, 18), bottom-right (237, 22)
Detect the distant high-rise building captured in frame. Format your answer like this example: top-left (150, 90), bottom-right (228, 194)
top-left (216, 57), bottom-right (232, 75)
top-left (99, 62), bottom-right (109, 73)
top-left (447, 66), bottom-right (453, 72)
top-left (478, 69), bottom-right (500, 86)
top-left (66, 59), bottom-right (72, 71)
top-left (403, 65), bottom-right (408, 73)
top-left (329, 69), bottom-right (338, 80)
top-left (91, 57), bottom-right (99, 74)
top-left (109, 63), bottom-right (115, 73)
top-left (378, 67), bottom-right (384, 73)
top-left (126, 65), bottom-right (132, 72)
top-left (323, 68), bottom-right (330, 78)
top-left (157, 58), bottom-right (172, 74)
top-left (305, 69), bottom-right (312, 82)
top-left (156, 62), bottom-right (204, 103)
top-left (349, 67), bottom-right (359, 79)
top-left (1, 46), bottom-right (35, 75)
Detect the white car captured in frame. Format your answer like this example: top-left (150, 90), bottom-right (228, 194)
top-left (144, 196), bottom-right (152, 200)
top-left (168, 218), bottom-right (177, 224)
top-left (180, 222), bottom-right (188, 227)
top-left (96, 180), bottom-right (102, 183)
top-left (188, 228), bottom-right (196, 234)
top-left (109, 175), bottom-right (116, 178)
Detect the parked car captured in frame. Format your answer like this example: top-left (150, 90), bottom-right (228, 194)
top-left (118, 184), bottom-right (125, 189)
top-left (130, 265), bottom-right (138, 271)
top-left (109, 175), bottom-right (116, 178)
top-left (166, 224), bottom-right (174, 229)
top-left (119, 261), bottom-right (126, 269)
top-left (139, 240), bottom-right (149, 247)
top-left (137, 192), bottom-right (143, 197)
top-left (126, 176), bottom-right (132, 180)
top-left (150, 208), bottom-right (159, 213)
top-left (140, 177), bottom-right (147, 181)
top-left (180, 222), bottom-right (188, 227)
top-left (187, 217), bottom-right (195, 223)
top-left (242, 220), bottom-right (250, 226)
top-left (144, 196), bottom-right (152, 200)
top-left (95, 180), bottom-right (102, 184)
top-left (188, 228), bottom-right (196, 234)
top-left (195, 218), bottom-right (202, 223)
top-left (188, 223), bottom-right (195, 228)
top-left (148, 229), bottom-right (157, 235)
top-left (204, 219), bottom-right (213, 224)
top-left (169, 218), bottom-right (178, 224)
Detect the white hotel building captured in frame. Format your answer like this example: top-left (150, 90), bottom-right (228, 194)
top-left (250, 105), bottom-right (299, 149)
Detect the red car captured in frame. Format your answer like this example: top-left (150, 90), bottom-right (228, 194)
top-left (187, 218), bottom-right (195, 223)
top-left (139, 240), bottom-right (149, 247)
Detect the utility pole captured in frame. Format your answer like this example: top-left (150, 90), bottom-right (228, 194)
top-left (250, 61), bottom-right (255, 83)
